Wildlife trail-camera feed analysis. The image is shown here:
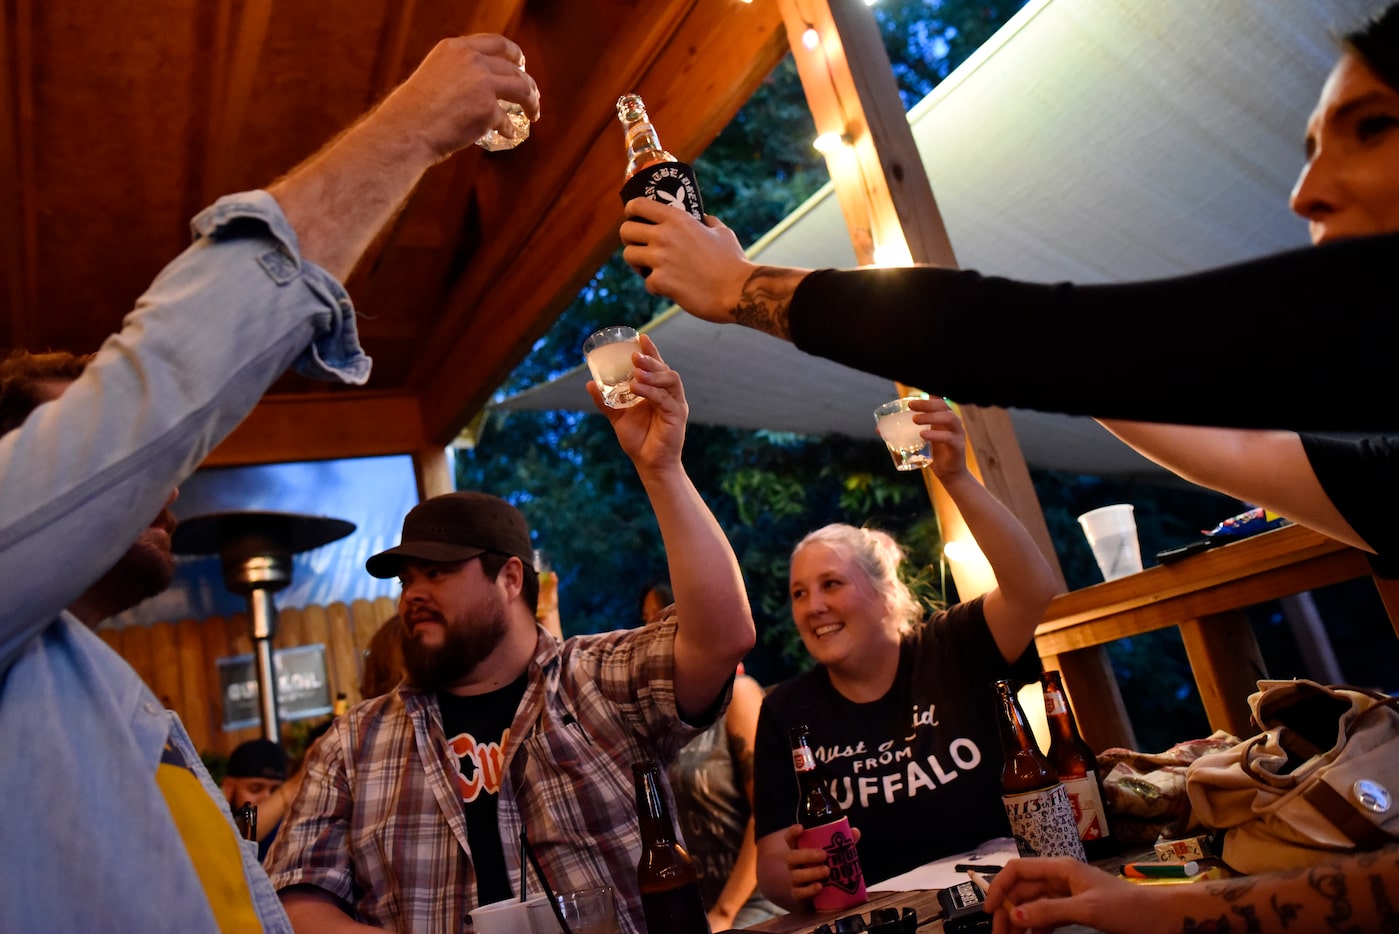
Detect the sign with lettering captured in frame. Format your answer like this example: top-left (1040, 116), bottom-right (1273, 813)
top-left (217, 644), bottom-right (332, 731)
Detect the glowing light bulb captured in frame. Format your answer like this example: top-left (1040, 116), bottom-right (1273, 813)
top-left (802, 24), bottom-right (820, 49)
top-left (812, 131), bottom-right (848, 154)
top-left (873, 242), bottom-right (913, 267)
top-left (943, 540), bottom-right (978, 563)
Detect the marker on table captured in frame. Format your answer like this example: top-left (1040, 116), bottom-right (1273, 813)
top-left (1122, 860), bottom-right (1201, 879)
top-left (967, 868), bottom-right (1016, 914)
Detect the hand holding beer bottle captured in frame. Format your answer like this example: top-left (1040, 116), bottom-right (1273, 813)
top-left (789, 724), bottom-right (868, 912)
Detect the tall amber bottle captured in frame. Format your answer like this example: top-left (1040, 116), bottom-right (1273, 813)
top-left (790, 725), bottom-right (867, 912)
top-left (1041, 670), bottom-right (1117, 860)
top-left (632, 759), bottom-right (710, 933)
top-left (993, 680), bottom-right (1086, 860)
top-left (616, 93), bottom-right (705, 220)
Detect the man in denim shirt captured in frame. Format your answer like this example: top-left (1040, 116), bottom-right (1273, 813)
top-left (0, 34), bottom-right (538, 933)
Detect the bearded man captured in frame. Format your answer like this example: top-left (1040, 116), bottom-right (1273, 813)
top-left (263, 339), bottom-right (756, 934)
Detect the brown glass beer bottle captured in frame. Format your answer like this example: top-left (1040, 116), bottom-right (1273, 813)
top-left (632, 759), bottom-right (710, 933)
top-left (1040, 670), bottom-right (1117, 860)
top-left (616, 93), bottom-right (705, 221)
top-left (789, 724), bottom-right (867, 912)
top-left (992, 679), bottom-right (1086, 860)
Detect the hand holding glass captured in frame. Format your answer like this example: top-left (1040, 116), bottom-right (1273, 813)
top-left (583, 326), bottom-right (644, 409)
top-left (874, 395), bottom-right (934, 471)
top-left (475, 55), bottom-right (531, 151)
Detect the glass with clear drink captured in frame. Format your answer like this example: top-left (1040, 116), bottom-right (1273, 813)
top-left (583, 326), bottom-right (644, 409)
top-left (873, 395), bottom-right (934, 471)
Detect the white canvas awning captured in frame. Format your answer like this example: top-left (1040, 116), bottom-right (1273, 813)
top-left (497, 0), bottom-right (1378, 478)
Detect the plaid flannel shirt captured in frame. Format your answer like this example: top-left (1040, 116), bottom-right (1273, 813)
top-left (265, 616), bottom-right (723, 934)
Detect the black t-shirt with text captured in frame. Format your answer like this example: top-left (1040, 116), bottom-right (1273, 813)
top-left (437, 674), bottom-right (529, 904)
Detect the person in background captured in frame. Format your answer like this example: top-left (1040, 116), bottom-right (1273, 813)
top-left (751, 398), bottom-right (1057, 910)
top-left (640, 580), bottom-right (674, 624)
top-left (359, 614), bottom-right (407, 700)
top-left (0, 30), bottom-right (540, 932)
top-left (222, 739), bottom-right (290, 860)
top-left (265, 339), bottom-right (757, 934)
top-left (649, 582), bottom-right (784, 930)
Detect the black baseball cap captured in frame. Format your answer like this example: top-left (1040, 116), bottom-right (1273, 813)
top-left (366, 492), bottom-right (533, 579)
top-left (226, 739), bottom-right (288, 781)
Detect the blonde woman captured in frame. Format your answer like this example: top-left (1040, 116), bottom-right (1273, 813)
top-left (750, 398), bottom-right (1058, 910)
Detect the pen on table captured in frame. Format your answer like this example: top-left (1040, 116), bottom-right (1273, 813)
top-left (1122, 860), bottom-right (1201, 879)
top-left (967, 868), bottom-right (1016, 914)
top-left (954, 863), bottom-right (1004, 874)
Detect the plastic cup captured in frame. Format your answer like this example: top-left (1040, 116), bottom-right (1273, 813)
top-left (1077, 504), bottom-right (1143, 581)
top-left (470, 895), bottom-right (554, 934)
top-left (873, 395), bottom-right (933, 471)
top-left (583, 326), bottom-right (644, 409)
top-left (553, 886), bottom-right (621, 934)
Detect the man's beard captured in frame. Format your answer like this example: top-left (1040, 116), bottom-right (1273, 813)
top-left (400, 589), bottom-right (510, 692)
top-left (88, 509), bottom-right (178, 616)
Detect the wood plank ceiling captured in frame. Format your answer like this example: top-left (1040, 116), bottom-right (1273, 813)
top-left (0, 0), bottom-right (788, 466)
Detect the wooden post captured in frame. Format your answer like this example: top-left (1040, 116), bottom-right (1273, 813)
top-left (777, 0), bottom-right (1064, 598)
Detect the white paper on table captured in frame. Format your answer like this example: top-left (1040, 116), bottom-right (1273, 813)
top-left (866, 836), bottom-right (1020, 892)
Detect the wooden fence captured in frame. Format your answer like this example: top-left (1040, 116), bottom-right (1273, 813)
top-left (96, 596), bottom-right (398, 757)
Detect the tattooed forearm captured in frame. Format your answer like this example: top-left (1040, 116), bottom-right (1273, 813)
top-left (1270, 892), bottom-right (1302, 928)
top-left (1368, 873), bottom-right (1399, 933)
top-left (1310, 866), bottom-right (1361, 933)
top-left (1230, 904), bottom-right (1263, 934)
top-left (733, 266), bottom-right (804, 339)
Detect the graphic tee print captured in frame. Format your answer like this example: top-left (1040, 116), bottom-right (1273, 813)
top-left (437, 674), bottom-right (528, 904)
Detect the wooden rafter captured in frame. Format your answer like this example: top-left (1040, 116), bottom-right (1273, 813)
top-left (0, 0), bottom-right (37, 348)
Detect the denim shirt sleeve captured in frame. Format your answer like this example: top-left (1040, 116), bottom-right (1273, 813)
top-left (0, 190), bottom-right (372, 672)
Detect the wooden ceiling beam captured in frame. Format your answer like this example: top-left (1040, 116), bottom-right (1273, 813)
top-left (414, 0), bottom-right (788, 445)
top-left (204, 392), bottom-right (428, 467)
top-left (781, 0), bottom-right (1062, 592)
top-left (409, 0), bottom-right (704, 385)
top-left (201, 0), bottom-right (275, 204)
top-left (0, 0), bottom-right (38, 348)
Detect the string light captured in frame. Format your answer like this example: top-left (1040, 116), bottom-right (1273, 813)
top-left (812, 130), bottom-right (851, 153)
top-left (872, 241), bottom-right (913, 267)
top-left (802, 23), bottom-right (820, 49)
top-left (942, 540), bottom-right (978, 563)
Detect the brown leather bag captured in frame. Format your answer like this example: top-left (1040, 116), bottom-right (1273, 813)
top-left (1186, 679), bottom-right (1399, 873)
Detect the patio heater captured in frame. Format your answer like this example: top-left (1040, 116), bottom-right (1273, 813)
top-left (172, 511), bottom-right (354, 744)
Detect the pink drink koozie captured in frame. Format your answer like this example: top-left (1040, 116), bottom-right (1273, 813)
top-left (798, 817), bottom-right (867, 912)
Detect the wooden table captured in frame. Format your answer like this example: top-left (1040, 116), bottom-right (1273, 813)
top-left (734, 888), bottom-right (942, 933)
top-left (1035, 524), bottom-right (1399, 751)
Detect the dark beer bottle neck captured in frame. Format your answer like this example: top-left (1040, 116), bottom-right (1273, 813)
top-left (633, 761), bottom-right (678, 845)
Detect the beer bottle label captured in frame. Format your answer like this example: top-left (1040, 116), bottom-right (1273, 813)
top-left (792, 746), bottom-right (816, 772)
top-left (1061, 772), bottom-right (1109, 842)
top-left (620, 162), bottom-right (705, 220)
top-left (1001, 783), bottom-right (1087, 860)
top-left (1045, 691), bottom-right (1068, 716)
top-left (796, 817), bottom-right (867, 911)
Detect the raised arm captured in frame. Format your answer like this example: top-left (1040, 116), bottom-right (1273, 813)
top-left (271, 33), bottom-right (539, 279)
top-left (985, 849), bottom-right (1399, 934)
top-left (586, 335), bottom-right (755, 720)
top-left (620, 197), bottom-right (810, 337)
top-left (914, 398), bottom-right (1057, 662)
top-left (1096, 420), bottom-right (1370, 551)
